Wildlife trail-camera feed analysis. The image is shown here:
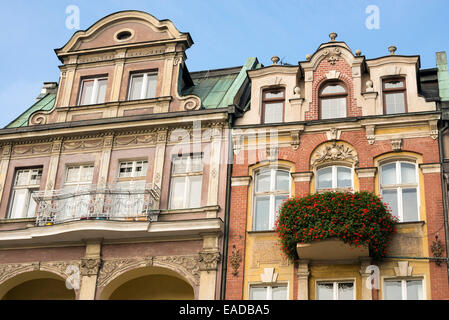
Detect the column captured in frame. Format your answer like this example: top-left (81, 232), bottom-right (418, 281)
top-left (79, 241), bottom-right (102, 300)
top-left (207, 124), bottom-right (222, 208)
top-left (0, 144), bottom-right (12, 204)
top-left (359, 257), bottom-right (373, 300)
top-left (297, 260), bottom-right (310, 300)
top-left (198, 233), bottom-right (220, 300)
top-left (152, 129), bottom-right (167, 210)
top-left (45, 139), bottom-right (63, 195)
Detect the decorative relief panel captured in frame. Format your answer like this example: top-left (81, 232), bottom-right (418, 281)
top-left (62, 139), bottom-right (104, 151)
top-left (311, 141), bottom-right (359, 166)
top-left (97, 255), bottom-right (201, 288)
top-left (250, 240), bottom-right (289, 268)
top-left (11, 144), bottom-right (52, 156)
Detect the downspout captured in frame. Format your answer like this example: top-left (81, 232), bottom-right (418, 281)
top-left (220, 106), bottom-right (235, 300)
top-left (438, 120), bottom-right (449, 283)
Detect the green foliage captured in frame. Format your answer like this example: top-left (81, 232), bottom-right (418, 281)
top-left (275, 191), bottom-right (397, 262)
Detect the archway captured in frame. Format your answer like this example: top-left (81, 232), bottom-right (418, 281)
top-left (0, 271), bottom-right (76, 300)
top-left (100, 266), bottom-right (195, 300)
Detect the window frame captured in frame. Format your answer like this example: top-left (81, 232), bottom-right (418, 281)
top-left (168, 154), bottom-right (203, 210)
top-left (78, 75), bottom-right (108, 106)
top-left (261, 87), bottom-right (285, 124)
top-left (117, 160), bottom-right (149, 180)
top-left (318, 81), bottom-right (348, 120)
top-left (380, 160), bottom-right (419, 222)
top-left (7, 168), bottom-right (43, 219)
top-left (316, 280), bottom-right (356, 300)
top-left (248, 283), bottom-right (289, 300)
top-left (252, 167), bottom-right (291, 231)
top-left (383, 278), bottom-right (424, 300)
top-left (382, 77), bottom-right (408, 115)
top-left (127, 71), bottom-right (158, 101)
top-left (315, 165), bottom-right (354, 192)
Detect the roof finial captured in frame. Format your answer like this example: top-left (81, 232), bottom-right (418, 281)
top-left (329, 32), bottom-right (338, 41)
top-left (388, 45), bottom-right (397, 55)
top-left (271, 56), bottom-right (280, 65)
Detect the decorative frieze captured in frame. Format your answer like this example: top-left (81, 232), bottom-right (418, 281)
top-left (311, 141), bottom-right (358, 166)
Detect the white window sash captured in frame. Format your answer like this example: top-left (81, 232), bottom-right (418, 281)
top-left (79, 78), bottom-right (107, 105)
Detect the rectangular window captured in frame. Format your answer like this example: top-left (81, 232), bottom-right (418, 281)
top-left (384, 279), bottom-right (423, 300)
top-left (249, 285), bottom-right (288, 300)
top-left (253, 169), bottom-right (290, 231)
top-left (118, 160), bottom-right (148, 179)
top-left (60, 165), bottom-right (95, 221)
top-left (262, 88), bottom-right (285, 124)
top-left (8, 168), bottom-right (43, 219)
top-left (169, 155), bottom-right (203, 209)
top-left (79, 77), bottom-right (107, 105)
top-left (128, 72), bottom-right (157, 100)
top-left (317, 281), bottom-right (354, 300)
top-left (380, 161), bottom-right (418, 222)
top-left (383, 78), bottom-right (406, 114)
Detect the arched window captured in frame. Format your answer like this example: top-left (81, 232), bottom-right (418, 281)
top-left (319, 82), bottom-right (347, 119)
top-left (380, 161), bottom-right (418, 222)
top-left (253, 168), bottom-right (290, 231)
top-left (316, 165), bottom-right (352, 192)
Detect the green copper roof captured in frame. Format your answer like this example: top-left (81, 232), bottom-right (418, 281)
top-left (5, 93), bottom-right (56, 128)
top-left (182, 57), bottom-right (259, 109)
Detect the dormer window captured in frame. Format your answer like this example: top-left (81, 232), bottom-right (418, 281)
top-left (78, 76), bottom-right (107, 106)
top-left (383, 78), bottom-right (407, 114)
top-left (262, 88), bottom-right (285, 124)
top-left (319, 82), bottom-right (347, 119)
top-left (128, 72), bottom-right (158, 101)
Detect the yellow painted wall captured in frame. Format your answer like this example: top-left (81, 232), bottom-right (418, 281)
top-left (3, 278), bottom-right (76, 300)
top-left (109, 274), bottom-right (194, 300)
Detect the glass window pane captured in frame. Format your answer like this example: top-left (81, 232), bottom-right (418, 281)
top-left (169, 177), bottom-right (186, 209)
top-left (30, 170), bottom-right (42, 185)
top-left (249, 287), bottom-right (267, 300)
top-left (275, 195), bottom-right (289, 225)
top-left (385, 92), bottom-right (405, 114)
top-left (190, 156), bottom-right (203, 173)
top-left (96, 79), bottom-right (107, 104)
top-left (15, 170), bottom-right (29, 186)
top-left (382, 189), bottom-right (398, 218)
top-left (145, 74), bottom-right (157, 99)
top-left (66, 166), bottom-right (80, 182)
top-left (26, 189), bottom-right (38, 218)
top-left (401, 163), bottom-right (416, 184)
top-left (275, 171), bottom-right (290, 191)
top-left (338, 282), bottom-right (354, 300)
top-left (321, 84), bottom-right (346, 95)
top-left (381, 163), bottom-right (397, 185)
top-left (317, 167), bottom-right (333, 189)
top-left (129, 75), bottom-right (144, 100)
top-left (384, 281), bottom-right (402, 300)
top-left (321, 97), bottom-right (346, 119)
top-left (173, 157), bottom-right (188, 174)
top-left (80, 80), bottom-right (94, 105)
top-left (272, 286), bottom-right (288, 300)
top-left (402, 188), bottom-right (419, 222)
top-left (264, 102), bottom-right (283, 123)
top-left (256, 171), bottom-right (271, 193)
top-left (254, 196), bottom-right (270, 231)
top-left (265, 91), bottom-right (284, 99)
top-left (9, 189), bottom-right (28, 219)
top-left (406, 280), bottom-right (423, 300)
top-left (188, 175), bottom-right (202, 208)
top-left (385, 80), bottom-right (404, 89)
top-left (337, 167), bottom-right (352, 188)
top-left (317, 283), bottom-right (334, 300)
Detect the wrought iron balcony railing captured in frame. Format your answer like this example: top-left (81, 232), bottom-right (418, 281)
top-left (33, 183), bottom-right (161, 227)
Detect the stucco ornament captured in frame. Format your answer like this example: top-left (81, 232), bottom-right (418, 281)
top-left (311, 141), bottom-right (358, 166)
top-left (198, 252), bottom-right (221, 271)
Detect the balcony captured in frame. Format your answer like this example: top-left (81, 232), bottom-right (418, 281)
top-left (33, 183), bottom-right (161, 226)
top-left (296, 238), bottom-right (369, 262)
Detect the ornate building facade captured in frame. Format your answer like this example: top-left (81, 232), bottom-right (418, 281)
top-left (0, 11), bottom-right (255, 300)
top-left (225, 35), bottom-right (449, 300)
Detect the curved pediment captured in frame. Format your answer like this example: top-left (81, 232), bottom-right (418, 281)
top-left (56, 10), bottom-right (192, 54)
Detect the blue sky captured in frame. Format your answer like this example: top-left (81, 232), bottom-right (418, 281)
top-left (0, 0), bottom-right (448, 127)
